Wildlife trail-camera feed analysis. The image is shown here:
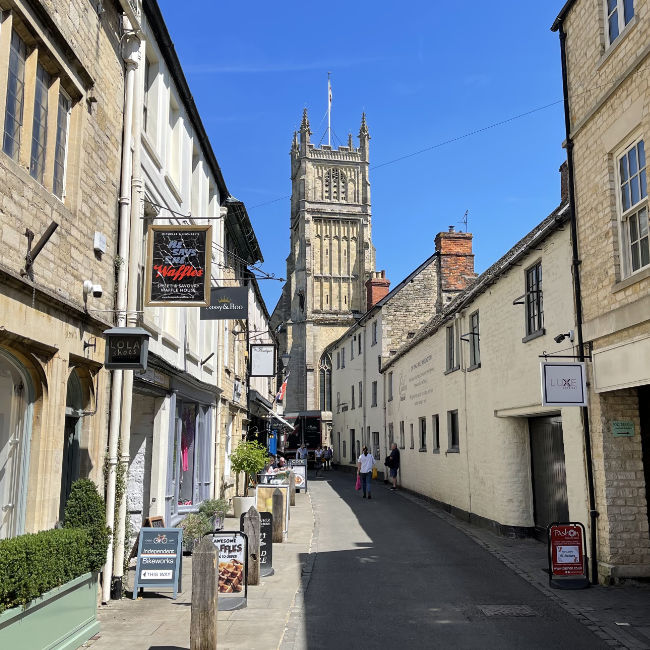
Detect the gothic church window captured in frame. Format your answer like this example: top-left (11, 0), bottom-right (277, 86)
top-left (319, 353), bottom-right (332, 411)
top-left (325, 168), bottom-right (347, 201)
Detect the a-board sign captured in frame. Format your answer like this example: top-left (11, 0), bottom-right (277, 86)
top-left (133, 528), bottom-right (183, 599)
top-left (211, 531), bottom-right (248, 611)
top-left (239, 511), bottom-right (274, 577)
top-left (288, 460), bottom-right (307, 492)
top-left (144, 516), bottom-right (164, 528)
top-left (547, 522), bottom-right (589, 589)
top-left (256, 485), bottom-right (290, 535)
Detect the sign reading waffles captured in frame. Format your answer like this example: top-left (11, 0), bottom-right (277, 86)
top-left (211, 531), bottom-right (248, 609)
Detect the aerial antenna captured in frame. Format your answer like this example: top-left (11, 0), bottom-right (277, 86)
top-left (459, 210), bottom-right (469, 232)
top-left (327, 72), bottom-right (332, 147)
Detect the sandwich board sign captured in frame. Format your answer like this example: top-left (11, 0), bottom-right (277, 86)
top-left (133, 528), bottom-right (183, 599)
top-left (547, 522), bottom-right (589, 589)
top-left (240, 511), bottom-right (274, 577)
top-left (211, 531), bottom-right (248, 611)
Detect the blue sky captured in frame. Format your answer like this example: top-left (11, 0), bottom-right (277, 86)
top-left (158, 1), bottom-right (566, 313)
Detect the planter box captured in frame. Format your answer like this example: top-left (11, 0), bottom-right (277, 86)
top-left (0, 572), bottom-right (99, 650)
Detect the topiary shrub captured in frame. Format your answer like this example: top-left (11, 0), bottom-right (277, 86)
top-left (64, 478), bottom-right (110, 571)
top-left (230, 440), bottom-right (268, 496)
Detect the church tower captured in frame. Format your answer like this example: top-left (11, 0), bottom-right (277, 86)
top-left (271, 109), bottom-right (376, 415)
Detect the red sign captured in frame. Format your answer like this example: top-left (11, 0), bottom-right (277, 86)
top-left (550, 524), bottom-right (584, 576)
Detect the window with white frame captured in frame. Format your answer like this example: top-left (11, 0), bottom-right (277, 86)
top-left (53, 90), bottom-right (71, 199)
top-left (358, 381), bottom-right (362, 407)
top-left (168, 97), bottom-right (181, 187)
top-left (446, 323), bottom-right (459, 371)
top-left (371, 380), bottom-right (377, 407)
top-left (372, 320), bottom-right (378, 345)
top-left (29, 63), bottom-right (49, 184)
top-left (336, 350), bottom-right (340, 369)
top-left (388, 422), bottom-right (394, 447)
top-left (387, 372), bottom-right (393, 401)
top-left (448, 410), bottom-right (459, 451)
top-left (419, 416), bottom-right (426, 451)
top-left (617, 139), bottom-right (648, 275)
top-left (351, 384), bottom-right (355, 410)
top-left (358, 333), bottom-right (362, 355)
top-left (399, 421), bottom-right (405, 449)
top-left (350, 337), bottom-right (354, 360)
top-left (432, 414), bottom-right (440, 451)
top-left (341, 348), bottom-right (345, 368)
top-left (606, 0), bottom-right (634, 46)
top-left (410, 423), bottom-right (414, 449)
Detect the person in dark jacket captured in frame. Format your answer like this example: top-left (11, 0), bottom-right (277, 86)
top-left (388, 442), bottom-right (400, 490)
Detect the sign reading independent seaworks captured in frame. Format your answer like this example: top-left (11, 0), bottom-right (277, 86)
top-left (146, 225), bottom-right (212, 306)
top-left (200, 287), bottom-right (248, 320)
top-left (133, 528), bottom-right (183, 599)
top-left (541, 362), bottom-right (588, 407)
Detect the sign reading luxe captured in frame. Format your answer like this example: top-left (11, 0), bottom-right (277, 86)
top-left (145, 225), bottom-right (212, 306)
top-left (541, 362), bottom-right (588, 407)
top-left (200, 287), bottom-right (248, 320)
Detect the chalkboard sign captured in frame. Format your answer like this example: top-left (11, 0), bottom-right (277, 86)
top-left (132, 528), bottom-right (183, 599)
top-left (144, 516), bottom-right (164, 528)
top-left (239, 511), bottom-right (273, 577)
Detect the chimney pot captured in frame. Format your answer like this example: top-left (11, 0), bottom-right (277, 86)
top-left (449, 225), bottom-right (455, 233)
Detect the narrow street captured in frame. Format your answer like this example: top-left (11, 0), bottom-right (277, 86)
top-left (295, 471), bottom-right (608, 650)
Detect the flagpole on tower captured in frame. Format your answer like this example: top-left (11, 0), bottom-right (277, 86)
top-left (327, 72), bottom-right (332, 147)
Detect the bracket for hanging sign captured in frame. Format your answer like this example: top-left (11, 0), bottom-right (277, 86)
top-left (21, 222), bottom-right (59, 281)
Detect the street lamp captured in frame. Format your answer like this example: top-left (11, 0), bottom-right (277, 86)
top-left (281, 352), bottom-right (290, 374)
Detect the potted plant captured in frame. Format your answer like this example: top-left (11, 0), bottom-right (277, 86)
top-left (198, 498), bottom-right (230, 531)
top-left (177, 513), bottom-right (211, 554)
top-left (229, 440), bottom-right (268, 518)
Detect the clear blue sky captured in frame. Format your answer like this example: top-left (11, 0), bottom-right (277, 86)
top-left (158, 1), bottom-right (566, 313)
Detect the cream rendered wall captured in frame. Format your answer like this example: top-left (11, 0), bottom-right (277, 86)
top-left (384, 224), bottom-right (589, 531)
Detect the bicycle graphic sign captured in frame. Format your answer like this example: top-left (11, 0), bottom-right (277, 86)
top-left (133, 527), bottom-right (183, 598)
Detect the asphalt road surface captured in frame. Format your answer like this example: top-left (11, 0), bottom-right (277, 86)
top-left (301, 470), bottom-right (607, 650)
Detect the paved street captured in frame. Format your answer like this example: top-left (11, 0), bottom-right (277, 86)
top-left (285, 471), bottom-right (612, 650)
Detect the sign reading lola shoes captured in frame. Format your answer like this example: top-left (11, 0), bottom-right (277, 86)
top-left (145, 225), bottom-right (212, 306)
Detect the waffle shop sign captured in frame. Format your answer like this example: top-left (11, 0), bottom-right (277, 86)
top-left (541, 362), bottom-right (587, 407)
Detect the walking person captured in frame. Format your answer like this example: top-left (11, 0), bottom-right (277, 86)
top-left (388, 442), bottom-right (400, 490)
top-left (314, 446), bottom-right (323, 477)
top-left (357, 446), bottom-right (375, 499)
top-left (323, 445), bottom-right (332, 470)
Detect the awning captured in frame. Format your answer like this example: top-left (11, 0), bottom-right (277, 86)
top-left (257, 401), bottom-right (295, 431)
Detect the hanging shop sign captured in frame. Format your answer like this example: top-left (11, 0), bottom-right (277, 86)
top-left (145, 225), bottom-right (212, 306)
top-left (547, 522), bottom-right (589, 589)
top-left (239, 511), bottom-right (274, 577)
top-left (211, 531), bottom-right (248, 611)
top-left (132, 528), bottom-right (183, 599)
top-left (200, 287), bottom-right (248, 320)
top-left (104, 327), bottom-right (150, 370)
top-left (250, 344), bottom-right (276, 377)
top-left (540, 362), bottom-right (588, 407)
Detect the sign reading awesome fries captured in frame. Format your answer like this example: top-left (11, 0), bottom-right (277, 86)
top-left (145, 225), bottom-right (212, 306)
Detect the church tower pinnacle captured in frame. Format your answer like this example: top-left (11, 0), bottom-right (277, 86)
top-left (271, 107), bottom-right (377, 415)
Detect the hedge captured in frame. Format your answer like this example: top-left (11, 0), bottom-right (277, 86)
top-left (0, 479), bottom-right (110, 613)
top-left (0, 528), bottom-right (92, 612)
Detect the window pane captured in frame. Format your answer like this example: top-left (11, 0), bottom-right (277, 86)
top-left (629, 148), bottom-right (638, 176)
top-left (641, 238), bottom-right (649, 268)
top-left (608, 0), bottom-right (617, 11)
top-left (53, 92), bottom-right (71, 198)
top-left (630, 214), bottom-right (639, 241)
top-left (609, 12), bottom-right (619, 42)
top-left (631, 242), bottom-right (640, 271)
top-left (641, 170), bottom-right (647, 199)
top-left (638, 141), bottom-right (645, 169)
top-left (3, 32), bottom-right (27, 161)
top-left (624, 0), bottom-right (634, 23)
top-left (30, 65), bottom-right (50, 183)
top-left (622, 183), bottom-right (630, 211)
top-left (631, 176), bottom-right (640, 206)
top-left (640, 207), bottom-right (648, 238)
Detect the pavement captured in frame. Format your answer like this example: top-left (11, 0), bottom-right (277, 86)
top-left (84, 470), bottom-right (650, 650)
top-left (84, 488), bottom-right (313, 650)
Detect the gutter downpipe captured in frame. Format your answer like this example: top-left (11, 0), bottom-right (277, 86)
top-left (101, 24), bottom-right (140, 604)
top-left (558, 22), bottom-right (599, 584)
top-left (112, 31), bottom-right (144, 598)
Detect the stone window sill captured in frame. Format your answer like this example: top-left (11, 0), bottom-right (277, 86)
top-left (612, 265), bottom-right (650, 293)
top-left (467, 363), bottom-right (481, 372)
top-left (419, 447), bottom-right (427, 453)
top-left (597, 15), bottom-right (639, 71)
top-left (446, 448), bottom-right (460, 454)
top-left (522, 329), bottom-right (545, 344)
top-left (444, 366), bottom-right (460, 376)
top-left (432, 448), bottom-right (440, 454)
top-left (142, 131), bottom-right (163, 170)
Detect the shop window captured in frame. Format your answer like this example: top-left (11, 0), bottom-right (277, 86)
top-left (0, 350), bottom-right (32, 539)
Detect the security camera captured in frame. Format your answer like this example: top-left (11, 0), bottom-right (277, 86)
top-left (554, 333), bottom-right (565, 344)
top-left (83, 280), bottom-right (103, 301)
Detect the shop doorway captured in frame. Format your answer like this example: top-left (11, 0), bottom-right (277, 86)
top-left (639, 385), bottom-right (650, 536)
top-left (529, 415), bottom-right (569, 540)
top-left (60, 371), bottom-right (82, 521)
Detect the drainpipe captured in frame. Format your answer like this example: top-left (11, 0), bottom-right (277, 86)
top-left (112, 31), bottom-right (144, 598)
top-left (558, 22), bottom-right (599, 584)
top-left (102, 24), bottom-right (140, 604)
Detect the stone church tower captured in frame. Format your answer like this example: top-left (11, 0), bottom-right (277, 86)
top-left (271, 109), bottom-right (376, 414)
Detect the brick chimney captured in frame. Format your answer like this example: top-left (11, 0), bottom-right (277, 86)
top-left (434, 227), bottom-right (476, 293)
top-left (366, 270), bottom-right (390, 310)
top-left (560, 160), bottom-right (569, 204)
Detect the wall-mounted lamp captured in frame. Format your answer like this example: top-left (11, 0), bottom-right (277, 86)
top-left (553, 330), bottom-right (575, 344)
top-left (281, 352), bottom-right (290, 369)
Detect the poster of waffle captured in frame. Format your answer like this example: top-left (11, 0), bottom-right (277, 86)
top-left (212, 532), bottom-right (247, 594)
top-left (145, 225), bottom-right (212, 306)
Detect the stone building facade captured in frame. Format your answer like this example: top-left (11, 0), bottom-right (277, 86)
top-left (382, 191), bottom-right (587, 539)
top-left (271, 110), bottom-right (376, 419)
top-left (329, 229), bottom-right (475, 471)
top-left (0, 0), bottom-right (125, 539)
top-left (553, 0), bottom-right (650, 582)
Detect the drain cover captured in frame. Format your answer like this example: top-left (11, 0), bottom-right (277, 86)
top-left (478, 605), bottom-right (538, 617)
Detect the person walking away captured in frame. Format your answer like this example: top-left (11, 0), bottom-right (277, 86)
top-left (314, 446), bottom-right (323, 477)
top-left (299, 444), bottom-right (309, 460)
top-left (323, 446), bottom-right (332, 470)
top-left (357, 447), bottom-right (375, 499)
top-left (388, 442), bottom-right (400, 490)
